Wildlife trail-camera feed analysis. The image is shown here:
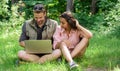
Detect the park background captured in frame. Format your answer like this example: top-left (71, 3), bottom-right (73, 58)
top-left (0, 0), bottom-right (120, 71)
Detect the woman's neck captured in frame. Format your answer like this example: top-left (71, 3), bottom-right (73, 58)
top-left (65, 27), bottom-right (71, 34)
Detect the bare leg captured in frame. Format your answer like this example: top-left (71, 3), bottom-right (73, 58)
top-left (71, 38), bottom-right (89, 58)
top-left (60, 42), bottom-right (73, 63)
top-left (18, 50), bottom-right (40, 62)
top-left (38, 49), bottom-right (61, 64)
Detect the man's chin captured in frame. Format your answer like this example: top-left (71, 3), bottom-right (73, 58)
top-left (37, 22), bottom-right (43, 25)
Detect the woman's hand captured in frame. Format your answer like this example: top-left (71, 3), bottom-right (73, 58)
top-left (62, 40), bottom-right (71, 47)
top-left (55, 40), bottom-right (71, 49)
top-left (75, 20), bottom-right (93, 39)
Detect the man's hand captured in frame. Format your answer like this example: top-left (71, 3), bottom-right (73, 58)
top-left (19, 41), bottom-right (25, 48)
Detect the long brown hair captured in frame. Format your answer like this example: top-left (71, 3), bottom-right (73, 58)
top-left (60, 12), bottom-right (77, 30)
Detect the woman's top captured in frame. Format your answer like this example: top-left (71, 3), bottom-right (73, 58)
top-left (53, 26), bottom-right (83, 50)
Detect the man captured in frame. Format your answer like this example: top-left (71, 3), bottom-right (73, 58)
top-left (17, 3), bottom-right (61, 64)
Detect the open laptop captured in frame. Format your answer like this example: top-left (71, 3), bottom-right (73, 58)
top-left (25, 40), bottom-right (52, 54)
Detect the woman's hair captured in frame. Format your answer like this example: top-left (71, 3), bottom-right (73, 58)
top-left (60, 12), bottom-right (77, 29)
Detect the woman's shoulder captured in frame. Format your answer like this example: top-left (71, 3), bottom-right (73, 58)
top-left (56, 26), bottom-right (64, 32)
top-left (56, 26), bottom-right (62, 30)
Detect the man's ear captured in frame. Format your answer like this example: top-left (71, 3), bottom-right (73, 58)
top-left (44, 11), bottom-right (47, 16)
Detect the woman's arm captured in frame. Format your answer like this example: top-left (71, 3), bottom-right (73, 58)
top-left (76, 20), bottom-right (93, 39)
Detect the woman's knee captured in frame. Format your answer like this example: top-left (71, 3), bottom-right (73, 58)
top-left (84, 38), bottom-right (89, 44)
top-left (59, 42), bottom-right (67, 49)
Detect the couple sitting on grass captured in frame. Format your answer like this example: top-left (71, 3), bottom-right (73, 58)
top-left (17, 3), bottom-right (92, 70)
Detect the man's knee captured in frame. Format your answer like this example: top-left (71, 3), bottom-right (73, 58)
top-left (52, 49), bottom-right (61, 57)
top-left (18, 50), bottom-right (26, 58)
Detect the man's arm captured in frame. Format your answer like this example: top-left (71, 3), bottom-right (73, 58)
top-left (19, 22), bottom-right (28, 48)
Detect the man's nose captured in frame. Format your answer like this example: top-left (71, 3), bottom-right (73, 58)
top-left (36, 18), bottom-right (41, 22)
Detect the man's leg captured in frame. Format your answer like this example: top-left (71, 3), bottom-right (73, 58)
top-left (18, 50), bottom-right (40, 62)
top-left (38, 49), bottom-right (61, 64)
top-left (71, 38), bottom-right (89, 58)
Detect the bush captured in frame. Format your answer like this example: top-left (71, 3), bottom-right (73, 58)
top-left (0, 0), bottom-right (10, 21)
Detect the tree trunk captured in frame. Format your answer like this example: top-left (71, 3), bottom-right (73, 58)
top-left (11, 0), bottom-right (18, 4)
top-left (91, 0), bottom-right (97, 14)
top-left (66, 0), bottom-right (74, 12)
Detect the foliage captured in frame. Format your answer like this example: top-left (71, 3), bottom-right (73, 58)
top-left (0, 0), bottom-right (120, 36)
top-left (103, 0), bottom-right (120, 38)
top-left (0, 0), bottom-right (10, 20)
top-left (113, 66), bottom-right (120, 71)
top-left (0, 3), bottom-right (25, 32)
top-left (23, 0), bottom-right (66, 20)
top-left (73, 0), bottom-right (120, 39)
top-left (74, 12), bottom-right (106, 31)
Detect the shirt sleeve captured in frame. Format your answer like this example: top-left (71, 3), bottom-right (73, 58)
top-left (53, 26), bottom-right (62, 49)
top-left (19, 22), bottom-right (29, 42)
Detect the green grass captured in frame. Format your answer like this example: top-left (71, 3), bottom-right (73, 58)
top-left (82, 35), bottom-right (120, 68)
top-left (0, 28), bottom-right (120, 71)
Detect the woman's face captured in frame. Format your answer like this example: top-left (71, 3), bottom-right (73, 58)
top-left (60, 17), bottom-right (70, 29)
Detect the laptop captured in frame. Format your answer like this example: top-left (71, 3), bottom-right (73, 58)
top-left (25, 40), bottom-right (52, 54)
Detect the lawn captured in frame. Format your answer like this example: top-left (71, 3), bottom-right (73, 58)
top-left (0, 27), bottom-right (120, 71)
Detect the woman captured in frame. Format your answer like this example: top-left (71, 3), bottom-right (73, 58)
top-left (53, 12), bottom-right (92, 69)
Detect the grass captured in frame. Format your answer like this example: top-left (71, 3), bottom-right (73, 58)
top-left (82, 35), bottom-right (120, 69)
top-left (0, 27), bottom-right (120, 71)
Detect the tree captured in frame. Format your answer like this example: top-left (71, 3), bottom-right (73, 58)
top-left (91, 0), bottom-right (97, 14)
top-left (66, 0), bottom-right (74, 12)
top-left (11, 0), bottom-right (19, 4)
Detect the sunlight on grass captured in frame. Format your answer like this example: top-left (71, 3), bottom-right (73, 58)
top-left (113, 66), bottom-right (120, 71)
